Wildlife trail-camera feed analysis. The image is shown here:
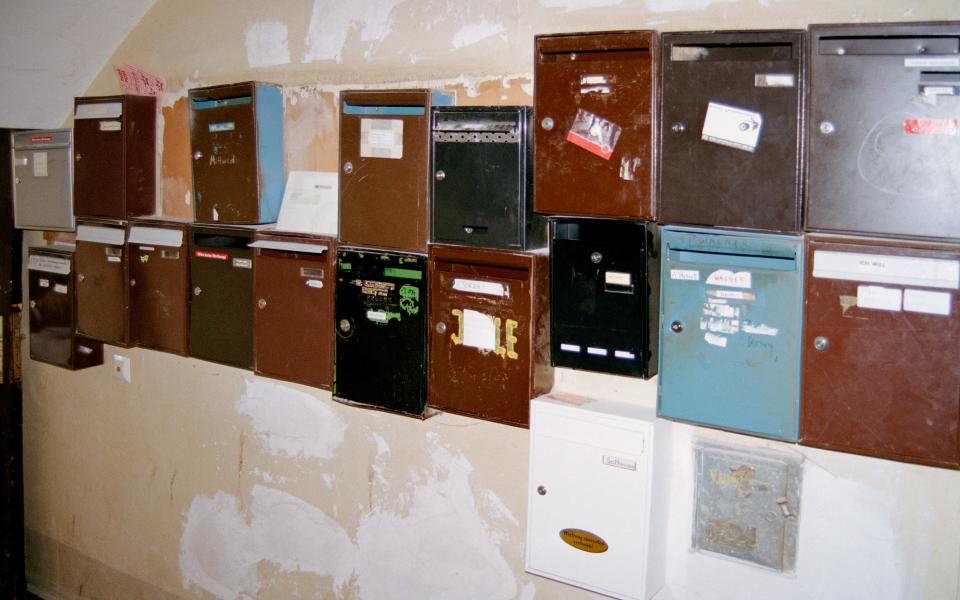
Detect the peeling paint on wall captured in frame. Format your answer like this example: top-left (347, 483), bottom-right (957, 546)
top-left (538, 0), bottom-right (624, 10)
top-left (645, 0), bottom-right (738, 12)
top-left (302, 0), bottom-right (401, 63)
top-left (452, 21), bottom-right (506, 49)
top-left (236, 379), bottom-right (347, 460)
top-left (244, 21), bottom-right (291, 68)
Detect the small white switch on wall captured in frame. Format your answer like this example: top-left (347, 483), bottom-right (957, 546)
top-left (112, 354), bottom-right (131, 383)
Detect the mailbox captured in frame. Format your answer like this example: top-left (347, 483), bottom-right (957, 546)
top-left (75, 219), bottom-right (129, 346)
top-left (801, 235), bottom-right (960, 469)
top-left (658, 226), bottom-right (804, 442)
top-left (431, 106), bottom-right (545, 250)
top-left (550, 218), bottom-right (659, 378)
top-left (27, 247), bottom-right (102, 369)
top-left (335, 248), bottom-right (427, 416)
top-left (428, 245), bottom-right (552, 427)
top-left (189, 82), bottom-right (285, 224)
top-left (339, 89), bottom-right (454, 253)
top-left (251, 231), bottom-right (335, 390)
top-left (188, 224), bottom-right (258, 368)
top-left (534, 31), bottom-right (658, 220)
top-left (12, 129), bottom-right (74, 231)
top-left (526, 393), bottom-right (669, 600)
top-left (659, 31), bottom-right (804, 232)
top-left (73, 95), bottom-right (155, 219)
top-left (127, 218), bottom-right (190, 355)
top-left (806, 22), bottom-right (960, 240)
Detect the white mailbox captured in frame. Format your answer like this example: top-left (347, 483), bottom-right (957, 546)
top-left (526, 393), bottom-right (670, 600)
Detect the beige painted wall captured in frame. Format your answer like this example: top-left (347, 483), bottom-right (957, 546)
top-left (19, 1), bottom-right (960, 599)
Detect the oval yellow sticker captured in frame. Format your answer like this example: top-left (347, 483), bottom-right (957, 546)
top-left (559, 528), bottom-right (609, 554)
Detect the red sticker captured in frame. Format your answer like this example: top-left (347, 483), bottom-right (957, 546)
top-left (30, 135), bottom-right (54, 143)
top-left (566, 109), bottom-right (622, 161)
top-left (194, 250), bottom-right (229, 261)
top-left (903, 118), bottom-right (959, 136)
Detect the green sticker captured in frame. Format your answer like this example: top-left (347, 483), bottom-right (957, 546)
top-left (399, 284), bottom-right (419, 315)
top-left (339, 262), bottom-right (352, 271)
top-left (139, 254), bottom-right (150, 263)
top-left (384, 267), bottom-right (422, 280)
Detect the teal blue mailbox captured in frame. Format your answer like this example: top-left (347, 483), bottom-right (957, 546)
top-left (658, 226), bottom-right (804, 441)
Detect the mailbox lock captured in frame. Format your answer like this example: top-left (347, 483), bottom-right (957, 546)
top-left (435, 322), bottom-right (447, 334)
top-left (74, 153), bottom-right (82, 162)
top-left (590, 251), bottom-right (603, 264)
top-left (339, 318), bottom-right (351, 333)
top-left (536, 486), bottom-right (547, 496)
top-left (257, 298), bottom-right (267, 310)
top-left (671, 122), bottom-right (686, 135)
top-left (29, 300), bottom-right (36, 309)
top-left (193, 286), bottom-right (202, 296)
top-left (192, 151), bottom-right (203, 160)
top-left (819, 121), bottom-right (836, 135)
top-left (343, 161), bottom-right (354, 174)
top-left (814, 336), bottom-right (829, 352)
top-left (129, 278), bottom-right (136, 287)
top-left (15, 177), bottom-right (21, 185)
top-left (435, 170), bottom-right (446, 182)
top-left (541, 117), bottom-right (554, 131)
top-left (77, 273), bottom-right (85, 283)
top-left (671, 320), bottom-right (684, 333)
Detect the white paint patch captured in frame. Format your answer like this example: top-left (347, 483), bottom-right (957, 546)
top-left (520, 82), bottom-right (534, 97)
top-left (302, 0), bottom-right (400, 63)
top-left (356, 433), bottom-right (518, 599)
top-left (538, 0), bottom-right (623, 9)
top-left (372, 432), bottom-right (391, 458)
top-left (645, 0), bottom-right (737, 12)
top-left (245, 21), bottom-right (290, 68)
top-left (518, 582), bottom-right (537, 600)
top-left (236, 378), bottom-right (346, 460)
top-left (451, 21), bottom-right (506, 49)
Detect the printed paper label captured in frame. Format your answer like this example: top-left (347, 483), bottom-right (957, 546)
top-left (709, 289), bottom-right (757, 301)
top-left (706, 269), bottom-right (752, 289)
top-left (367, 310), bottom-right (388, 323)
top-left (566, 109), bottom-right (621, 160)
top-left (586, 347), bottom-right (608, 356)
top-left (107, 256), bottom-right (121, 263)
top-left (451, 278), bottom-right (506, 297)
top-left (360, 119), bottom-right (403, 159)
top-left (560, 343), bottom-right (581, 353)
top-left (28, 255), bottom-right (70, 274)
top-left (232, 258), bottom-right (252, 269)
top-left (75, 102), bottom-right (122, 119)
top-left (605, 271), bottom-right (631, 286)
top-left (903, 118), bottom-right (958, 136)
top-left (702, 102), bottom-right (763, 152)
top-left (741, 322), bottom-right (779, 336)
top-left (194, 250), bottom-right (229, 261)
top-left (813, 251), bottom-right (959, 289)
top-left (209, 122), bottom-right (236, 132)
top-left (54, 283), bottom-right (68, 294)
top-left (857, 285), bottom-right (903, 312)
top-left (671, 269), bottom-right (700, 281)
top-left (904, 57), bottom-right (960, 68)
top-left (602, 455), bottom-right (637, 471)
top-left (754, 73), bottom-right (795, 88)
top-left (614, 350), bottom-right (636, 360)
top-left (113, 64), bottom-right (166, 107)
top-left (31, 152), bottom-right (48, 178)
top-left (38, 278), bottom-right (50, 288)
top-left (903, 289), bottom-right (951, 316)
top-left (462, 309), bottom-right (496, 351)
top-left (305, 279), bottom-right (323, 289)
top-left (99, 120), bottom-right (122, 132)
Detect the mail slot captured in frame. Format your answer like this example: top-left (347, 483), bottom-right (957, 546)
top-left (189, 224), bottom-right (258, 368)
top-left (431, 106), bottom-right (545, 250)
top-left (335, 248), bottom-right (427, 416)
top-left (339, 89), bottom-right (454, 253)
top-left (12, 129), bottom-right (74, 231)
top-left (801, 235), bottom-right (960, 469)
top-left (251, 231), bottom-right (335, 389)
top-left (806, 22), bottom-right (960, 240)
top-left (658, 226), bottom-right (804, 441)
top-left (128, 218), bottom-right (190, 355)
top-left (75, 218), bottom-right (129, 346)
top-left (534, 31), bottom-right (658, 220)
top-left (73, 95), bottom-right (155, 219)
top-left (550, 218), bottom-right (659, 378)
top-left (428, 245), bottom-right (552, 427)
top-left (189, 82), bottom-right (284, 224)
top-left (27, 247), bottom-right (103, 369)
top-left (659, 31), bottom-right (804, 232)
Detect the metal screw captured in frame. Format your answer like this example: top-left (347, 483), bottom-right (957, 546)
top-left (29, 300), bottom-right (36, 309)
top-left (193, 286), bottom-right (202, 296)
top-left (193, 151), bottom-right (203, 160)
top-left (74, 153), bottom-right (82, 162)
top-left (435, 170), bottom-right (446, 182)
top-left (836, 47), bottom-right (846, 56)
top-left (537, 486), bottom-right (547, 496)
top-left (820, 121), bottom-right (836, 135)
top-left (541, 117), bottom-right (554, 131)
top-left (129, 278), bottom-right (136, 287)
top-left (590, 251), bottom-right (603, 264)
top-left (436, 322), bottom-right (447, 334)
top-left (671, 122), bottom-right (686, 134)
top-left (343, 161), bottom-right (353, 174)
top-left (464, 227), bottom-right (474, 234)
top-left (814, 336), bottom-right (829, 352)
top-left (77, 273), bottom-right (85, 282)
top-left (671, 321), bottom-right (684, 333)
top-left (339, 319), bottom-right (351, 332)
top-left (257, 298), bottom-right (267, 309)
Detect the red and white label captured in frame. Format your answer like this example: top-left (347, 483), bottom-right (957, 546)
top-left (30, 135), bottom-right (54, 143)
top-left (194, 250), bottom-right (229, 261)
top-left (903, 118), bottom-right (959, 136)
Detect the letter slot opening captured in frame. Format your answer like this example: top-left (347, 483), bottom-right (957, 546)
top-left (670, 42), bottom-right (794, 62)
top-left (669, 248), bottom-right (797, 271)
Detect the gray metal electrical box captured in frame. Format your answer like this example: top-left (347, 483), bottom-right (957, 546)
top-left (12, 129), bottom-right (74, 231)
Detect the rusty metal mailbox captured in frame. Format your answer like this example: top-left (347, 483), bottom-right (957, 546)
top-left (12, 129), bottom-right (75, 231)
top-left (75, 219), bottom-right (129, 346)
top-left (189, 82), bottom-right (285, 224)
top-left (251, 231), bottom-right (335, 390)
top-left (128, 218), bottom-right (190, 355)
top-left (339, 89), bottom-right (454, 253)
top-left (534, 31), bottom-right (658, 220)
top-left (659, 31), bottom-right (804, 232)
top-left (73, 95), bottom-right (155, 219)
top-left (428, 244), bottom-right (552, 427)
top-left (806, 22), bottom-right (960, 240)
top-left (189, 224), bottom-right (257, 368)
top-left (27, 247), bottom-right (102, 369)
top-left (335, 249), bottom-right (427, 416)
top-left (801, 235), bottom-right (960, 469)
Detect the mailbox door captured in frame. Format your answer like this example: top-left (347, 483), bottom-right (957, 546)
top-left (659, 31), bottom-right (803, 232)
top-left (334, 250), bottom-right (427, 415)
top-left (801, 236), bottom-right (960, 469)
top-left (28, 250), bottom-right (74, 367)
top-left (550, 219), bottom-right (658, 378)
top-left (13, 130), bottom-right (74, 231)
top-left (534, 31), bottom-right (658, 220)
top-left (658, 228), bottom-right (803, 441)
top-left (340, 90), bottom-right (449, 253)
top-left (73, 98), bottom-right (124, 218)
top-left (75, 231), bottom-right (128, 346)
top-left (253, 240), bottom-right (334, 389)
top-left (128, 225), bottom-right (189, 355)
top-left (189, 230), bottom-right (254, 368)
top-left (806, 23), bottom-right (960, 240)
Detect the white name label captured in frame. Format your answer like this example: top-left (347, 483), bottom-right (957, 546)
top-left (903, 289), bottom-right (952, 316)
top-left (857, 285), bottom-right (903, 312)
top-left (702, 101), bottom-right (763, 152)
top-left (813, 251), bottom-right (959, 289)
top-left (452, 278), bottom-right (506, 297)
top-left (671, 269), bottom-right (700, 281)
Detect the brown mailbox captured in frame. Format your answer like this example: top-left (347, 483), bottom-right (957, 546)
top-left (73, 95), bottom-right (156, 219)
top-left (428, 245), bottom-right (552, 427)
top-left (252, 231), bottom-right (335, 389)
top-left (339, 89), bottom-right (454, 253)
top-left (801, 235), bottom-right (960, 469)
top-left (534, 31), bottom-right (658, 220)
top-left (75, 219), bottom-right (129, 346)
top-left (128, 218), bottom-right (190, 355)
top-left (659, 30), bottom-right (804, 232)
top-left (27, 247), bottom-right (103, 370)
